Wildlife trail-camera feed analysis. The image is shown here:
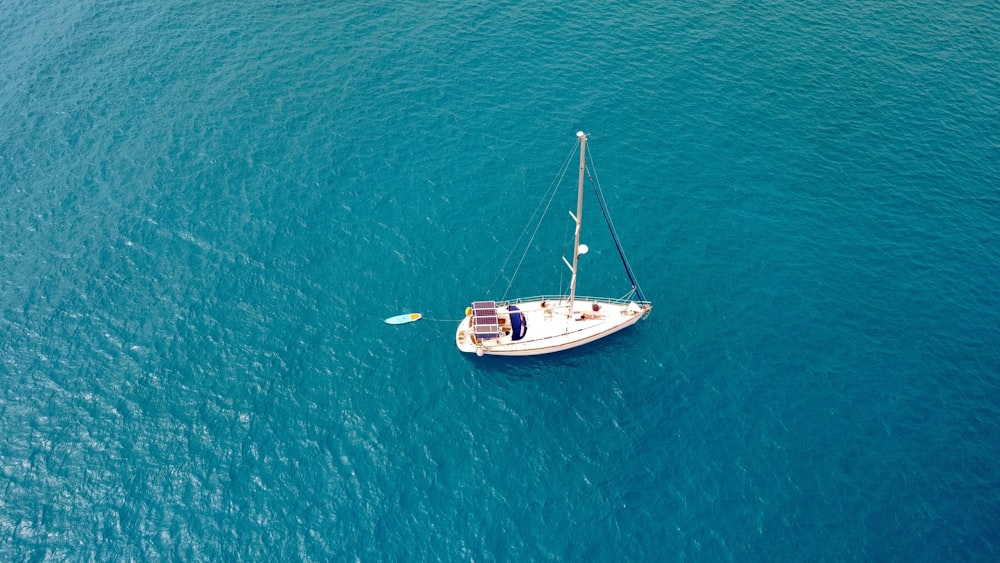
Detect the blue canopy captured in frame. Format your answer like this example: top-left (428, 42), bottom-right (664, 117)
top-left (508, 305), bottom-right (527, 341)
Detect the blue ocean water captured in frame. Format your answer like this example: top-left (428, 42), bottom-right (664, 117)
top-left (2, 0), bottom-right (999, 559)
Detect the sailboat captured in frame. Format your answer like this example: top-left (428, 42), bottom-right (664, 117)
top-left (455, 131), bottom-right (652, 356)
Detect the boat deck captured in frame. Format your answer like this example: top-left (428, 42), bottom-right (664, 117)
top-left (456, 297), bottom-right (651, 356)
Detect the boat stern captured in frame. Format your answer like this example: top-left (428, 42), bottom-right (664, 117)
top-left (455, 307), bottom-right (478, 353)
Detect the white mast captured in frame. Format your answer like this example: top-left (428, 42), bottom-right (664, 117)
top-left (566, 131), bottom-right (587, 315)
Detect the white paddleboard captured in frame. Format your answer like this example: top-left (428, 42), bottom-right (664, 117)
top-left (384, 313), bottom-right (422, 325)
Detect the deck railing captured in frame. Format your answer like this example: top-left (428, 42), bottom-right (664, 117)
top-left (496, 293), bottom-right (651, 307)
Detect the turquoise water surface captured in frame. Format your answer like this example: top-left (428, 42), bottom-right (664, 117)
top-left (2, 1), bottom-right (999, 560)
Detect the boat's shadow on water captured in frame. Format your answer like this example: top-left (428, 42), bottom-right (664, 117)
top-left (464, 328), bottom-right (640, 383)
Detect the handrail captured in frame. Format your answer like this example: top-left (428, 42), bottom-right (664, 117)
top-left (494, 293), bottom-right (651, 307)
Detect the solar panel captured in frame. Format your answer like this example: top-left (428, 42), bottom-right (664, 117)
top-left (471, 301), bottom-right (500, 337)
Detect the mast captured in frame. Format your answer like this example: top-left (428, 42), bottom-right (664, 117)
top-left (566, 131), bottom-right (587, 314)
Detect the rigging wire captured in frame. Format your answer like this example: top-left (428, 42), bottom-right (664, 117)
top-left (584, 143), bottom-right (648, 302)
top-left (494, 138), bottom-right (582, 300)
top-left (478, 136), bottom-right (647, 304)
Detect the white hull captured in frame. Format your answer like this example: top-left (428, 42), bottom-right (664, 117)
top-left (455, 298), bottom-right (651, 356)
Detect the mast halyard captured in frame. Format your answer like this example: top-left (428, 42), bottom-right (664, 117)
top-left (566, 131), bottom-right (587, 315)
